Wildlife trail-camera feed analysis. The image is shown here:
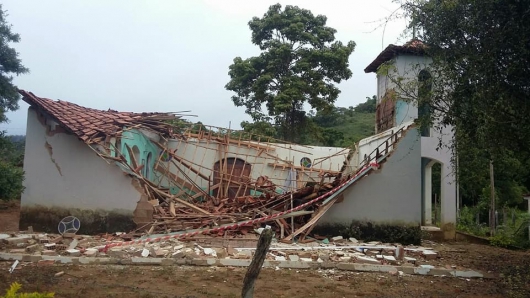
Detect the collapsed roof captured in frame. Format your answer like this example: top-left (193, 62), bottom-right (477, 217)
top-left (19, 90), bottom-right (183, 144)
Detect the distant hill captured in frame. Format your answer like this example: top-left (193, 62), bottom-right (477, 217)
top-left (308, 96), bottom-right (376, 147)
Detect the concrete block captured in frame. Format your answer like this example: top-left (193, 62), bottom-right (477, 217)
top-left (352, 263), bottom-right (397, 273)
top-left (66, 249), bottom-right (81, 257)
top-left (277, 261), bottom-right (311, 269)
top-left (288, 255), bottom-right (300, 262)
top-left (355, 256), bottom-right (380, 265)
top-left (44, 243), bottom-right (56, 250)
top-left (404, 257), bottom-right (416, 263)
top-left (84, 249), bottom-right (98, 257)
top-left (152, 249), bottom-right (169, 258)
top-left (22, 255), bottom-right (43, 262)
top-left (383, 255), bottom-right (397, 264)
top-left (68, 239), bottom-right (79, 249)
top-left (414, 266), bottom-right (434, 275)
top-left (219, 259), bottom-right (251, 267)
top-left (339, 256), bottom-right (352, 262)
top-left (41, 256), bottom-right (73, 264)
top-left (176, 259), bottom-right (187, 265)
top-left (25, 244), bottom-right (40, 253)
top-left (422, 250), bottom-right (438, 260)
top-left (173, 244), bottom-right (185, 251)
top-left (190, 259), bottom-right (209, 266)
top-left (214, 248), bottom-right (227, 258)
top-left (42, 250), bottom-right (57, 256)
top-left (9, 249), bottom-right (27, 254)
top-left (395, 245), bottom-right (405, 260)
top-left (452, 270), bottom-right (484, 278)
top-left (172, 250), bottom-right (185, 258)
top-left (297, 251), bottom-right (312, 258)
top-left (2, 236), bottom-right (31, 245)
top-left (320, 262), bottom-right (337, 269)
top-left (131, 257), bottom-right (163, 265)
top-left (161, 259), bottom-right (175, 266)
top-left (76, 257), bottom-right (96, 264)
top-left (331, 236), bottom-right (344, 242)
top-left (108, 248), bottom-right (126, 259)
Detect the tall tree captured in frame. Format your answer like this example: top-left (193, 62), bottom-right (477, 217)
top-left (394, 0), bottom-right (530, 154)
top-left (225, 4), bottom-right (355, 142)
top-left (387, 0), bottom-right (530, 209)
top-left (0, 5), bottom-right (28, 123)
top-left (0, 5), bottom-right (28, 201)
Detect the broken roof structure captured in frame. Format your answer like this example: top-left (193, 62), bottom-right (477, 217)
top-left (18, 90), bottom-right (412, 243)
top-left (19, 90), bottom-right (183, 144)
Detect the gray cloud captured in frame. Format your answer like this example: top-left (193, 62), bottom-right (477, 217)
top-left (1, 0), bottom-right (406, 135)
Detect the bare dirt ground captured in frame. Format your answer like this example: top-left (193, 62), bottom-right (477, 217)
top-left (0, 200), bottom-right (19, 232)
top-left (1, 202), bottom-right (529, 298)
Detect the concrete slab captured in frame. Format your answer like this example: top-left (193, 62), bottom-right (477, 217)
top-left (0, 252), bottom-right (494, 279)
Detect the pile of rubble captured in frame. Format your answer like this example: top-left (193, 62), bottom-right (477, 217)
top-left (144, 180), bottom-right (339, 237)
top-left (1, 232), bottom-right (452, 270)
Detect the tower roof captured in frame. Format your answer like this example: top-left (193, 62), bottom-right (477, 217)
top-left (364, 39), bottom-right (427, 73)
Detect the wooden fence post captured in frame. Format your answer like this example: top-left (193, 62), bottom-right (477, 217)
top-left (241, 228), bottom-right (273, 298)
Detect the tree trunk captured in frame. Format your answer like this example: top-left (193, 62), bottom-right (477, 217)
top-left (241, 228), bottom-right (273, 298)
top-left (489, 159), bottom-right (495, 236)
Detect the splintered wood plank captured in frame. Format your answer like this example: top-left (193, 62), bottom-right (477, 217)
top-left (172, 196), bottom-right (212, 215)
top-left (169, 201), bottom-right (177, 217)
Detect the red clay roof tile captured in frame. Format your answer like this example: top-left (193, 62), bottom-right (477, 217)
top-left (19, 90), bottom-right (181, 144)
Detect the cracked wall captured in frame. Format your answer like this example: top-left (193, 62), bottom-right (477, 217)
top-left (44, 141), bottom-right (63, 176)
top-left (21, 107), bottom-right (142, 231)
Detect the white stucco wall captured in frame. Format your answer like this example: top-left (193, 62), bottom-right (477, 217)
top-left (157, 139), bottom-right (347, 193)
top-left (320, 128), bottom-right (422, 224)
top-left (21, 107), bottom-right (142, 212)
top-left (421, 124), bottom-right (457, 226)
top-left (343, 121), bottom-right (415, 175)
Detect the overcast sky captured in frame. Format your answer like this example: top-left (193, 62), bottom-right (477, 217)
top-left (1, 0), bottom-right (408, 135)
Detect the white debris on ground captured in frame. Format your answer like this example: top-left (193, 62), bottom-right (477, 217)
top-left (0, 230), bottom-right (470, 272)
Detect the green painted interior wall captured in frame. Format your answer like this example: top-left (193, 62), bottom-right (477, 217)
top-left (119, 129), bottom-right (159, 181)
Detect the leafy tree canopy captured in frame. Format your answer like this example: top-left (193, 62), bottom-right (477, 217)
top-left (225, 3), bottom-right (355, 142)
top-left (0, 5), bottom-right (28, 123)
top-left (0, 6), bottom-right (27, 201)
top-left (396, 0), bottom-right (530, 155)
top-left (239, 96), bottom-right (376, 147)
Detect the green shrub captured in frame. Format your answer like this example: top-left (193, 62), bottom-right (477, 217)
top-left (457, 206), bottom-right (489, 236)
top-left (1, 282), bottom-right (54, 298)
top-left (0, 160), bottom-right (25, 201)
top-left (313, 220), bottom-right (422, 245)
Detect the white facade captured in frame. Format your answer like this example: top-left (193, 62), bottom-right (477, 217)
top-left (22, 107), bottom-right (142, 212)
top-left (155, 138), bottom-right (348, 194)
top-left (322, 48), bottom-right (457, 237)
top-left (321, 126), bottom-right (422, 224)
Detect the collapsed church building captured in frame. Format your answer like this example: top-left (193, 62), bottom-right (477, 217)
top-left (18, 40), bottom-right (458, 242)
